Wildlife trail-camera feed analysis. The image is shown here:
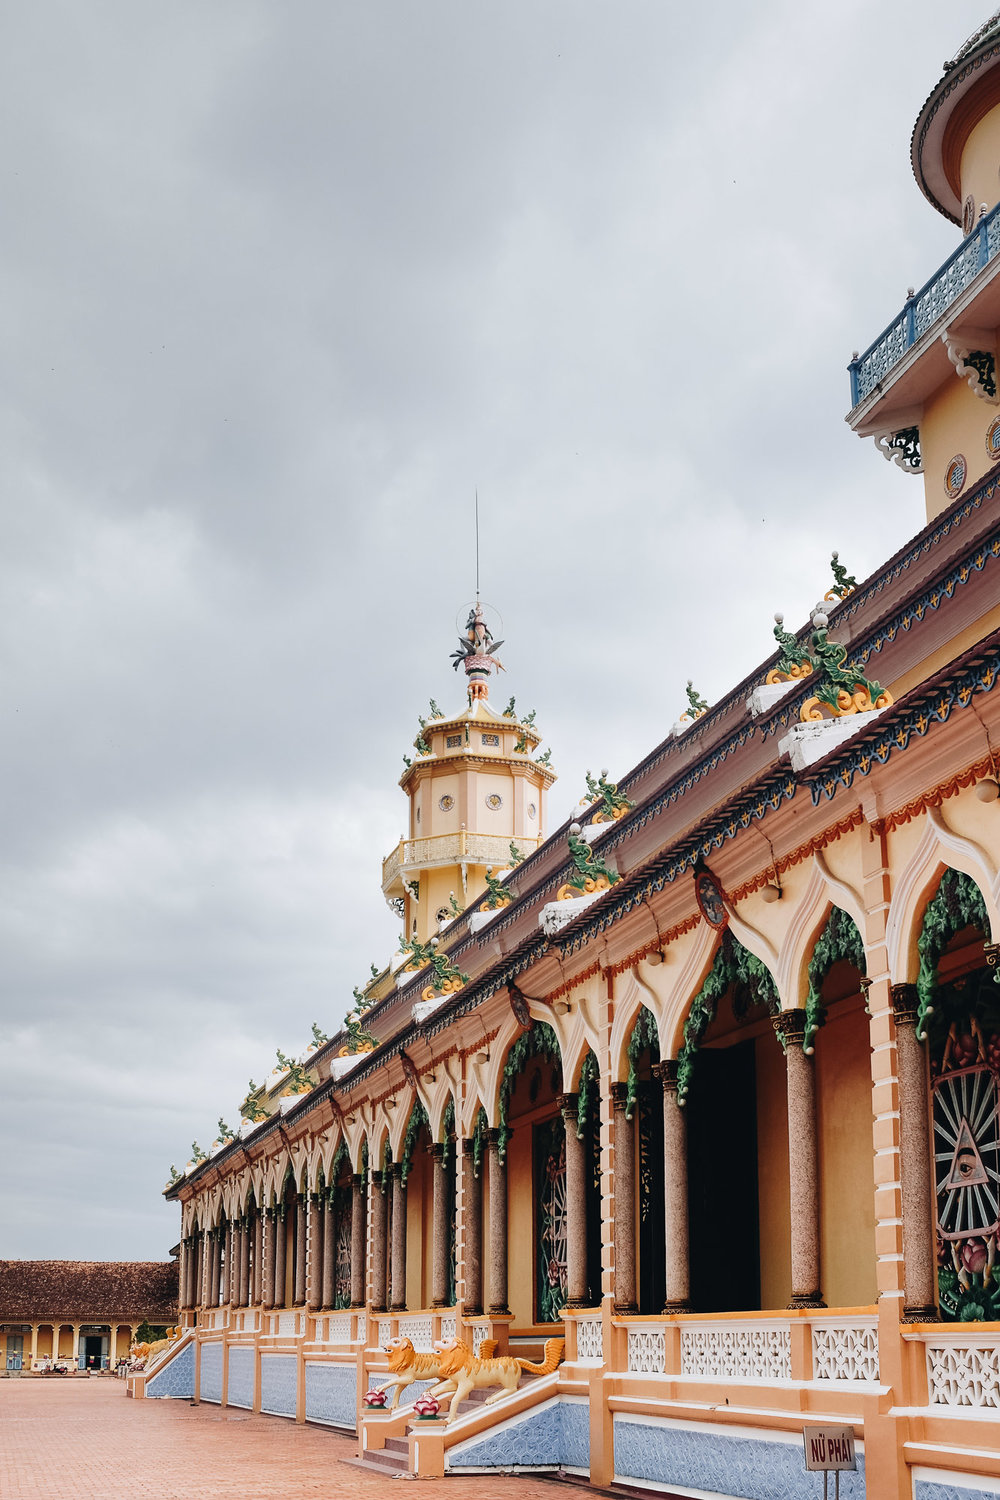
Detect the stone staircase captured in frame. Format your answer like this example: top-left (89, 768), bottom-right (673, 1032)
top-left (360, 1373), bottom-right (551, 1477)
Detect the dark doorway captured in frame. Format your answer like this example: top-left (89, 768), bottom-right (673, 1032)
top-left (686, 1039), bottom-right (761, 1312)
top-left (83, 1334), bottom-right (105, 1369)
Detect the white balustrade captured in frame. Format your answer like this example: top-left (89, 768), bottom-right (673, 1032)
top-left (627, 1326), bottom-right (665, 1375)
top-left (439, 1315), bottom-right (457, 1342)
top-left (397, 1315), bottom-right (434, 1349)
top-left (377, 1318), bottom-right (393, 1347)
top-left (275, 1311), bottom-right (298, 1338)
top-left (811, 1321), bottom-right (879, 1383)
top-left (469, 1324), bottom-right (490, 1356)
top-left (927, 1340), bottom-right (1000, 1407)
top-left (576, 1317), bottom-right (603, 1363)
top-left (327, 1314), bottom-right (352, 1344)
top-left (680, 1322), bottom-right (791, 1381)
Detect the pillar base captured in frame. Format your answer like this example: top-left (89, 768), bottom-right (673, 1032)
top-left (787, 1294), bottom-right (826, 1309)
top-left (566, 1298), bottom-right (593, 1311)
top-left (350, 1301), bottom-right (366, 1310)
top-left (431, 1299), bottom-right (449, 1309)
top-left (901, 1304), bottom-right (940, 1323)
top-left (487, 1305), bottom-right (511, 1317)
top-left (661, 1300), bottom-right (692, 1315)
top-left (463, 1305), bottom-right (483, 1318)
top-left (614, 1302), bottom-right (638, 1316)
top-left (389, 1302), bottom-right (407, 1313)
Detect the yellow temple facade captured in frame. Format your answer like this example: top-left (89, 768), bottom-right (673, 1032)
top-left (138, 17), bottom-right (1000, 1500)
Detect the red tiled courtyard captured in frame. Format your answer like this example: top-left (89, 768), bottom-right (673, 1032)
top-left (0, 1378), bottom-right (598, 1499)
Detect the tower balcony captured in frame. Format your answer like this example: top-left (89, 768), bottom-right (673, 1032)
top-left (381, 831), bottom-right (542, 902)
top-left (848, 202), bottom-right (1000, 416)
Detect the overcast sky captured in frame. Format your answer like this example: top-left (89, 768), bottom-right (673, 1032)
top-left (2, 2), bottom-right (990, 1259)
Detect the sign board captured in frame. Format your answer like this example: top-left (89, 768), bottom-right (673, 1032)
top-left (802, 1426), bottom-right (856, 1472)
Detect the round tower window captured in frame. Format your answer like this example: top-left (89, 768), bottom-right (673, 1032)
top-left (485, 793), bottom-right (503, 810)
top-left (987, 417), bottom-right (1000, 459)
top-left (438, 794), bottom-right (455, 812)
top-left (963, 195), bottom-right (977, 236)
top-left (527, 802), bottom-right (537, 820)
top-left (944, 453), bottom-right (967, 499)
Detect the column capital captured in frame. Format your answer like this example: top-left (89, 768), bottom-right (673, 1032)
top-left (557, 1091), bottom-right (579, 1117)
top-left (431, 1141), bottom-right (446, 1162)
top-left (388, 1161), bottom-right (403, 1182)
top-left (772, 1008), bottom-right (808, 1047)
top-left (462, 1136), bottom-right (476, 1158)
top-left (653, 1059), bottom-right (680, 1092)
top-left (352, 1172), bottom-right (363, 1188)
top-left (484, 1126), bottom-right (503, 1149)
top-left (610, 1081), bottom-right (629, 1113)
top-left (891, 982), bottom-right (920, 1027)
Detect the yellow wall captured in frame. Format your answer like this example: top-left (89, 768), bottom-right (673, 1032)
top-left (961, 101), bottom-right (1000, 222)
top-left (816, 999), bottom-right (878, 1308)
top-left (507, 1121), bottom-right (536, 1327)
top-left (920, 366), bottom-right (1000, 522)
top-left (756, 1031), bottom-right (791, 1309)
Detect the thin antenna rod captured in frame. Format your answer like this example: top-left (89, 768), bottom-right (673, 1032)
top-left (475, 489), bottom-right (480, 600)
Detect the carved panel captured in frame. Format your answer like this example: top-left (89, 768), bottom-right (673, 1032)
top-left (627, 1327), bottom-right (665, 1374)
top-left (811, 1322), bottom-right (879, 1382)
top-left (927, 1341), bottom-right (1000, 1406)
top-left (680, 1324), bottom-right (791, 1380)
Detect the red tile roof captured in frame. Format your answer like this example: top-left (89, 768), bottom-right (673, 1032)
top-left (0, 1261), bottom-right (178, 1323)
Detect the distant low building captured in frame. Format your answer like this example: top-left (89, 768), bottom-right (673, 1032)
top-left (0, 1260), bottom-right (178, 1372)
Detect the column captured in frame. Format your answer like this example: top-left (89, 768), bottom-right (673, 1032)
top-left (611, 1084), bottom-right (637, 1313)
top-left (656, 1061), bottom-right (692, 1312)
top-left (274, 1206), bottom-right (288, 1308)
top-left (773, 1010), bottom-right (825, 1308)
top-left (30, 1325), bottom-right (38, 1367)
top-left (462, 1140), bottom-right (483, 1315)
top-left (253, 1207), bottom-right (264, 1305)
top-left (370, 1172), bottom-right (388, 1312)
top-left (892, 984), bottom-right (938, 1319)
top-left (263, 1209), bottom-right (277, 1310)
top-left (431, 1143), bottom-right (450, 1307)
top-left (240, 1217), bottom-right (251, 1307)
top-left (559, 1093), bottom-right (590, 1308)
top-left (197, 1230), bottom-right (207, 1309)
top-left (485, 1128), bottom-right (509, 1315)
top-left (293, 1193), bottom-right (308, 1306)
top-left (306, 1195), bottom-right (322, 1312)
top-left (350, 1174), bottom-right (367, 1308)
top-left (71, 1325), bottom-right (81, 1369)
top-left (321, 1195), bottom-right (336, 1310)
top-left (209, 1230), bottom-right (221, 1307)
top-left (389, 1164), bottom-right (407, 1312)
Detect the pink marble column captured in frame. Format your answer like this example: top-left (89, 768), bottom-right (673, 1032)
top-left (239, 1218), bottom-right (251, 1307)
top-left (370, 1172), bottom-right (388, 1312)
top-left (252, 1208), bottom-right (263, 1305)
top-left (485, 1129), bottom-right (509, 1316)
top-left (773, 1010), bottom-right (825, 1309)
top-left (321, 1196), bottom-right (336, 1310)
top-left (656, 1061), bottom-right (691, 1312)
top-left (892, 984), bottom-right (939, 1319)
top-left (209, 1229), bottom-right (221, 1307)
top-left (293, 1193), bottom-right (307, 1306)
top-left (431, 1143), bottom-right (450, 1308)
top-left (559, 1094), bottom-right (589, 1308)
top-left (390, 1165), bottom-right (407, 1312)
top-left (611, 1084), bottom-right (637, 1313)
top-left (262, 1211), bottom-right (276, 1310)
top-left (306, 1194), bottom-right (322, 1312)
top-left (351, 1174), bottom-right (367, 1309)
top-left (462, 1140), bottom-right (483, 1315)
top-left (273, 1206), bottom-right (288, 1309)
top-left (196, 1231), bottom-right (206, 1309)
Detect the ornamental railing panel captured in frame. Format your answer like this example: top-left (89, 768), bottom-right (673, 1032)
top-left (680, 1323), bottom-right (791, 1381)
top-left (927, 1341), bottom-right (1000, 1407)
top-left (627, 1326), bottom-right (665, 1375)
top-left (439, 1314), bottom-right (457, 1342)
top-left (849, 204), bottom-right (1000, 406)
top-left (576, 1317), bottom-right (603, 1363)
top-left (377, 1318), bottom-right (393, 1347)
top-left (469, 1323), bottom-right (490, 1356)
top-left (397, 1314), bottom-right (434, 1350)
top-left (327, 1314), bottom-right (352, 1344)
top-left (275, 1311), bottom-right (298, 1338)
top-left (811, 1321), bottom-right (879, 1383)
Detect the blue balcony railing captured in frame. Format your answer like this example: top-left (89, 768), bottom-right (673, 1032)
top-left (849, 201), bottom-right (1000, 408)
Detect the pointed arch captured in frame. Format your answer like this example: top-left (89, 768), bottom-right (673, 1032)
top-left (886, 808), bottom-right (1000, 984)
top-left (674, 930), bottom-right (780, 1103)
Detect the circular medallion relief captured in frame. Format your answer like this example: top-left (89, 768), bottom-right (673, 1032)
top-left (944, 454), bottom-right (968, 500)
top-left (527, 802), bottom-right (537, 820)
top-left (987, 417), bottom-right (1000, 461)
top-left (485, 793), bottom-right (503, 810)
top-left (963, 195), bottom-right (977, 237)
top-left (438, 795), bottom-right (455, 812)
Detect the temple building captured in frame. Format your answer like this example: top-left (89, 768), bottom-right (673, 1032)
top-left (139, 15), bottom-right (1000, 1500)
top-left (1, 1260), bottom-right (177, 1372)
